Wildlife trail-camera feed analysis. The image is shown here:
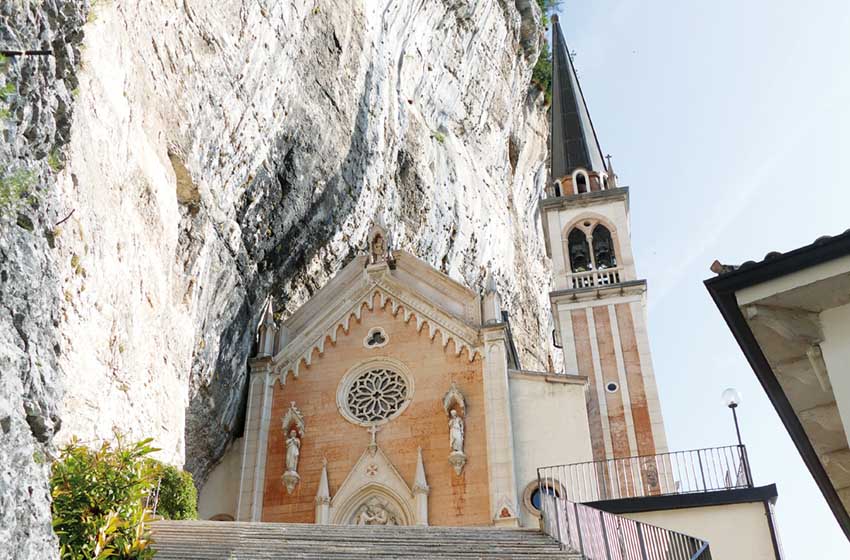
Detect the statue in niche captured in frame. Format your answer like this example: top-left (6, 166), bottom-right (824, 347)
top-left (285, 429), bottom-right (301, 472)
top-left (370, 233), bottom-right (386, 264)
top-left (443, 383), bottom-right (468, 475)
top-left (449, 409), bottom-right (464, 453)
top-left (281, 402), bottom-right (305, 494)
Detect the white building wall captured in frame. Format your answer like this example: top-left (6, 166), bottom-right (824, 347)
top-left (624, 502), bottom-right (777, 560)
top-left (508, 373), bottom-right (593, 528)
top-left (821, 302), bottom-right (850, 444)
top-left (198, 438), bottom-right (244, 520)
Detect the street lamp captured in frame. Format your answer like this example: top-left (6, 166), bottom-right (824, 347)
top-left (722, 388), bottom-right (744, 447)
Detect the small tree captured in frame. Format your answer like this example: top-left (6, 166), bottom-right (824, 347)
top-left (51, 437), bottom-right (158, 559)
top-left (147, 461), bottom-right (198, 520)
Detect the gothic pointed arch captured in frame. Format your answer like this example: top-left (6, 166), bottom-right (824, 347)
top-left (333, 483), bottom-right (415, 526)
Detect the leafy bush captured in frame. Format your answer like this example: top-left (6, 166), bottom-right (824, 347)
top-left (532, 0), bottom-right (562, 105)
top-left (147, 460), bottom-right (198, 520)
top-left (532, 39), bottom-right (553, 105)
top-left (51, 437), bottom-right (158, 559)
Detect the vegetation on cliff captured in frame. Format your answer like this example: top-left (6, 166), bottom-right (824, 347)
top-left (532, 0), bottom-right (560, 104)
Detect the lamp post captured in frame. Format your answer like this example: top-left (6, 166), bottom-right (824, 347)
top-left (722, 387), bottom-right (752, 486)
top-left (722, 387), bottom-right (744, 446)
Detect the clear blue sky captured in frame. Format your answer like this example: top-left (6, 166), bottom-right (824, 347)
top-left (553, 0), bottom-right (850, 557)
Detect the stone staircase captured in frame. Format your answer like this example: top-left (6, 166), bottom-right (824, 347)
top-left (150, 520), bottom-right (583, 559)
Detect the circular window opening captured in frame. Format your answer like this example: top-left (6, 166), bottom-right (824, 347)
top-left (583, 221), bottom-right (592, 227)
top-left (606, 382), bottom-right (619, 393)
top-left (347, 368), bottom-right (408, 423)
top-left (337, 359), bottom-right (414, 427)
top-left (523, 481), bottom-right (562, 516)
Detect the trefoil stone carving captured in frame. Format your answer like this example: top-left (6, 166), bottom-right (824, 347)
top-left (282, 402), bottom-right (305, 494)
top-left (443, 383), bottom-right (467, 475)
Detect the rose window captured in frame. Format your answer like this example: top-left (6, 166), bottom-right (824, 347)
top-left (345, 368), bottom-right (409, 424)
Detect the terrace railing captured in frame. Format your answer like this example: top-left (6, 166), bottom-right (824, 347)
top-left (567, 267), bottom-right (622, 290)
top-left (540, 445), bottom-right (752, 504)
top-left (538, 491), bottom-right (711, 560)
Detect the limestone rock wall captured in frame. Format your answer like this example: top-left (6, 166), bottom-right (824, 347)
top-left (1, 1), bottom-right (86, 557)
top-left (0, 0), bottom-right (552, 556)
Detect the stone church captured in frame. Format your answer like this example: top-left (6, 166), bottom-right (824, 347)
top-left (191, 15), bottom-right (782, 559)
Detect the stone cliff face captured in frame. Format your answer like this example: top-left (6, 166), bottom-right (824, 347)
top-left (0, 0), bottom-right (551, 557)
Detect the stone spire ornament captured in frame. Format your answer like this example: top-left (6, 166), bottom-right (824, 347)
top-left (256, 297), bottom-right (279, 357)
top-left (605, 154), bottom-right (619, 189)
top-left (315, 458), bottom-right (330, 524)
top-left (413, 447), bottom-right (430, 526)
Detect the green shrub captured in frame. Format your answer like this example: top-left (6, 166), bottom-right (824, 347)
top-left (147, 460), bottom-right (198, 520)
top-left (0, 168), bottom-right (37, 216)
top-left (532, 0), bottom-right (563, 105)
top-left (51, 436), bottom-right (158, 559)
top-left (532, 39), bottom-right (553, 105)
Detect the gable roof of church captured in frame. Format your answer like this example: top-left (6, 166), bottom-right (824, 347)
top-left (269, 251), bottom-right (483, 381)
top-left (550, 14), bottom-right (606, 179)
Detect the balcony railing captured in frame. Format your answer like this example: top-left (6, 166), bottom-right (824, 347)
top-left (568, 267), bottom-right (622, 290)
top-left (538, 492), bottom-right (711, 560)
top-left (539, 445), bottom-right (753, 505)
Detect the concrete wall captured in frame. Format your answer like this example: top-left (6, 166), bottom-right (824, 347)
top-left (198, 438), bottom-right (244, 520)
top-left (624, 502), bottom-right (777, 560)
top-left (822, 302), bottom-right (850, 443)
top-left (508, 372), bottom-right (593, 527)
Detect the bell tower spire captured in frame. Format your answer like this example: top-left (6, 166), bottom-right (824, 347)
top-left (540, 15), bottom-right (669, 464)
top-left (549, 14), bottom-right (607, 194)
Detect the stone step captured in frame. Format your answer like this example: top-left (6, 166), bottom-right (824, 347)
top-left (150, 521), bottom-right (583, 559)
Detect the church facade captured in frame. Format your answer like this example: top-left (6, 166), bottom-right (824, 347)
top-left (202, 223), bottom-right (595, 528)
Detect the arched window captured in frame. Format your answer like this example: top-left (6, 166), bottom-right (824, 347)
top-left (592, 225), bottom-right (616, 269)
top-left (568, 228), bottom-right (592, 272)
top-left (574, 171), bottom-right (589, 194)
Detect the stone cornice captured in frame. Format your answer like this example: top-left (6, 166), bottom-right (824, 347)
top-left (539, 187), bottom-right (630, 213)
top-left (508, 369), bottom-right (587, 386)
top-left (549, 279), bottom-right (647, 305)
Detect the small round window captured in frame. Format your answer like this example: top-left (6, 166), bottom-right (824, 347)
top-left (337, 359), bottom-right (414, 426)
top-left (523, 481), bottom-right (562, 516)
top-left (606, 382), bottom-right (619, 393)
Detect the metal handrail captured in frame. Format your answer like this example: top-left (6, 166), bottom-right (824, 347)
top-left (539, 445), bottom-right (752, 504)
top-left (537, 475), bottom-right (712, 559)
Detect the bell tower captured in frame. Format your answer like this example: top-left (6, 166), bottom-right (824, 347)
top-left (541, 15), bottom-right (668, 462)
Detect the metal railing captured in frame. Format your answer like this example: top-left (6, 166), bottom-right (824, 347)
top-left (568, 268), bottom-right (622, 290)
top-left (540, 445), bottom-right (752, 504)
top-left (538, 490), bottom-right (711, 560)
